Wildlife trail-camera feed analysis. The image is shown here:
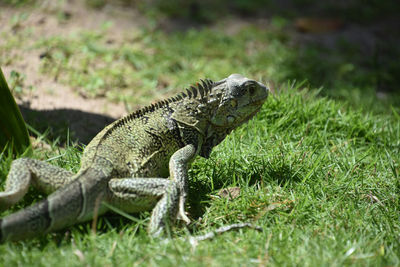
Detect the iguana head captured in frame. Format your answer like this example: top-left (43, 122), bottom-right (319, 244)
top-left (199, 74), bottom-right (268, 158)
top-left (210, 74), bottom-right (269, 128)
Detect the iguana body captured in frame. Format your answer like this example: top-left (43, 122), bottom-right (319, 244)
top-left (0, 74), bottom-right (268, 243)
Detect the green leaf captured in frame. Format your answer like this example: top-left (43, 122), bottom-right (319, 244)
top-left (0, 67), bottom-right (31, 155)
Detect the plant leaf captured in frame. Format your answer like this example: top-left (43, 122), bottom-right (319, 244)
top-left (0, 67), bottom-right (31, 155)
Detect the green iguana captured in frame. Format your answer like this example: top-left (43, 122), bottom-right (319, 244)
top-left (0, 74), bottom-right (268, 243)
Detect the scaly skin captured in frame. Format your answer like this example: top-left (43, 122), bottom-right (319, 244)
top-left (0, 74), bottom-right (268, 242)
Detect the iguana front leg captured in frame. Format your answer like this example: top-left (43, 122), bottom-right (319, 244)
top-left (108, 144), bottom-right (197, 235)
top-left (169, 144), bottom-right (196, 224)
top-left (108, 177), bottom-right (179, 235)
top-left (0, 158), bottom-right (75, 211)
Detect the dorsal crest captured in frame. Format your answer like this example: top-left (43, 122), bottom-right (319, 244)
top-left (103, 78), bottom-right (214, 137)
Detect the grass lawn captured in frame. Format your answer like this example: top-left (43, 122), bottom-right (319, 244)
top-left (1, 84), bottom-right (399, 266)
top-left (1, 1), bottom-right (400, 266)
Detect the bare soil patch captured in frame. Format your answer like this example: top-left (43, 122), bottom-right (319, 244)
top-left (1, 0), bottom-right (148, 117)
top-left (1, 1), bottom-right (149, 142)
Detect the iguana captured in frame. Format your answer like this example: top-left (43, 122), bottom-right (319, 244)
top-left (0, 74), bottom-right (268, 243)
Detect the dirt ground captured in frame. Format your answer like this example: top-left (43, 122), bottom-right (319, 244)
top-left (1, 1), bottom-right (151, 143)
top-left (1, 1), bottom-right (149, 119)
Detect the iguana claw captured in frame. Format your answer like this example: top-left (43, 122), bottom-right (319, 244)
top-left (178, 197), bottom-right (191, 224)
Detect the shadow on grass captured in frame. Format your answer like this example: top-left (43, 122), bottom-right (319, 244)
top-left (260, 158), bottom-right (303, 186)
top-left (18, 214), bottom-right (147, 247)
top-left (186, 156), bottom-right (303, 221)
top-left (19, 106), bottom-right (116, 145)
top-left (7, 157), bottom-right (304, 245)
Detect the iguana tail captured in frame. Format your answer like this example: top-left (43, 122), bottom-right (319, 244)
top-left (0, 168), bottom-right (108, 243)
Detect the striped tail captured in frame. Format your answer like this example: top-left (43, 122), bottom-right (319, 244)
top-left (0, 168), bottom-right (109, 243)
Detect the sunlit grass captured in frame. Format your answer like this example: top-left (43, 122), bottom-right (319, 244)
top-left (1, 2), bottom-right (400, 265)
top-left (1, 84), bottom-right (399, 266)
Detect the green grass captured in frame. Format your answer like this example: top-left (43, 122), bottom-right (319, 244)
top-left (33, 26), bottom-right (289, 104)
top-left (1, 1), bottom-right (400, 265)
top-left (1, 83), bottom-right (399, 266)
top-left (2, 10), bottom-right (399, 115)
